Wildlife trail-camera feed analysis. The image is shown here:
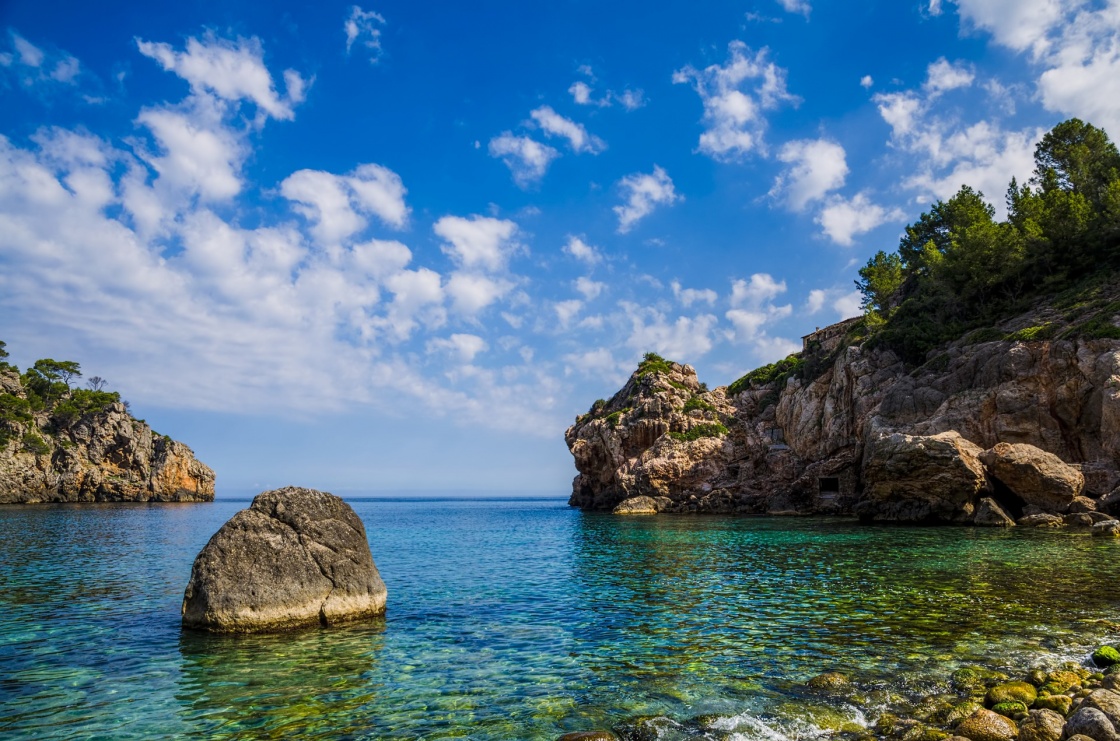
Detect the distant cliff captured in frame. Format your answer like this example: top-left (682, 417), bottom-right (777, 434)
top-left (566, 288), bottom-right (1120, 523)
top-left (0, 359), bottom-right (214, 504)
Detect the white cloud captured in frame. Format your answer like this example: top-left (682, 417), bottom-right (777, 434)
top-left (923, 57), bottom-right (975, 96)
top-left (488, 133), bottom-right (559, 186)
top-left (771, 138), bottom-right (849, 211)
top-left (614, 165), bottom-right (681, 233)
top-left (816, 192), bottom-right (905, 246)
top-left (673, 41), bottom-right (799, 160)
top-left (671, 280), bottom-right (718, 307)
top-left (427, 333), bottom-right (488, 362)
top-left (574, 276), bottom-right (605, 300)
top-left (568, 75), bottom-right (644, 110)
top-left (136, 34), bottom-right (306, 122)
top-left (928, 0), bottom-right (943, 15)
top-left (806, 288), bottom-right (827, 314)
top-left (554, 299), bottom-right (583, 327)
top-left (833, 289), bottom-right (863, 318)
top-left (615, 89), bottom-right (646, 110)
top-left (731, 273), bottom-right (786, 307)
top-left (445, 272), bottom-right (513, 315)
top-left (13, 34), bottom-right (45, 67)
top-left (806, 287), bottom-right (863, 319)
top-left (951, 0), bottom-right (1066, 54)
top-left (776, 0), bottom-right (811, 17)
top-left (434, 215), bottom-right (518, 272)
top-left (622, 303), bottom-right (719, 360)
top-left (345, 6), bottom-right (386, 62)
top-left (569, 81), bottom-right (597, 106)
top-left (860, 75), bottom-right (874, 88)
top-left (563, 347), bottom-right (626, 381)
top-left (2, 32), bottom-right (84, 90)
top-left (281, 163), bottom-right (409, 244)
top-left (530, 106), bottom-right (606, 154)
top-left (562, 235), bottom-right (601, 265)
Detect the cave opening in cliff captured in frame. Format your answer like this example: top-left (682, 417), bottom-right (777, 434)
top-left (818, 477), bottom-right (840, 494)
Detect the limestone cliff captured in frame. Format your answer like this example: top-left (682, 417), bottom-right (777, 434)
top-left (567, 307), bottom-right (1120, 523)
top-left (0, 368), bottom-right (215, 504)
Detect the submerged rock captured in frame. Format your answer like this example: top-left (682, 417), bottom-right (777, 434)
top-left (1018, 513), bottom-right (1065, 528)
top-left (987, 681), bottom-right (1037, 707)
top-left (807, 671), bottom-right (851, 691)
top-left (1093, 521), bottom-right (1120, 537)
top-left (182, 486), bottom-right (387, 633)
top-left (556, 732), bottom-right (619, 741)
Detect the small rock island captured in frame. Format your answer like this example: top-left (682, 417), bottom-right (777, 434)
top-left (182, 486), bottom-right (387, 633)
top-left (0, 342), bottom-right (214, 503)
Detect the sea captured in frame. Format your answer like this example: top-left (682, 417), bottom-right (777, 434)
top-left (0, 496), bottom-right (1117, 740)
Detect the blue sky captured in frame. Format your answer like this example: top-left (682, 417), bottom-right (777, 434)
top-left (2, 0), bottom-right (1118, 495)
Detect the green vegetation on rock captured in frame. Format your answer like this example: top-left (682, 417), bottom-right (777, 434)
top-left (682, 396), bottom-right (715, 414)
top-left (990, 701), bottom-right (1027, 718)
top-left (853, 118), bottom-right (1120, 363)
top-left (668, 423), bottom-right (728, 442)
top-left (727, 354), bottom-right (804, 397)
top-left (986, 681), bottom-right (1037, 707)
top-left (636, 352), bottom-right (673, 378)
top-left (1092, 646), bottom-right (1120, 667)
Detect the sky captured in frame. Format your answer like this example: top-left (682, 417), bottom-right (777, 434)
top-left (2, 0), bottom-right (1119, 496)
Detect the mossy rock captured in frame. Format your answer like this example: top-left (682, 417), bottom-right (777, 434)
top-left (956, 709), bottom-right (1018, 741)
top-left (1028, 669), bottom-right (1049, 686)
top-left (986, 681), bottom-right (1037, 707)
top-left (1093, 646), bottom-right (1120, 667)
top-left (1033, 695), bottom-right (1073, 716)
top-left (902, 725), bottom-right (950, 741)
top-left (1045, 671), bottom-right (1082, 693)
top-left (807, 671), bottom-right (851, 691)
top-left (943, 701), bottom-right (984, 727)
top-left (991, 702), bottom-right (1028, 718)
top-left (953, 667), bottom-right (1010, 691)
top-left (556, 732), bottom-right (619, 741)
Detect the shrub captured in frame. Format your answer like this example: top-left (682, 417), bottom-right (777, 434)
top-left (727, 354), bottom-right (804, 397)
top-left (668, 423), bottom-right (728, 441)
top-left (22, 432), bottom-right (50, 456)
top-left (637, 352), bottom-right (673, 377)
top-left (683, 396), bottom-right (715, 414)
top-left (1005, 324), bottom-right (1056, 341)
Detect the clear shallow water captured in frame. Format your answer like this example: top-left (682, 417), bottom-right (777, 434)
top-left (1, 498), bottom-right (1118, 740)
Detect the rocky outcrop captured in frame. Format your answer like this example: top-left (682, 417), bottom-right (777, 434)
top-left (0, 369), bottom-right (214, 503)
top-left (566, 322), bottom-right (1120, 520)
top-left (612, 496), bottom-right (661, 514)
top-left (182, 486), bottom-right (386, 633)
top-left (980, 442), bottom-right (1084, 512)
top-left (858, 431), bottom-right (989, 523)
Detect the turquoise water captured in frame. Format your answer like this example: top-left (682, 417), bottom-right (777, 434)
top-left (1, 498), bottom-right (1118, 740)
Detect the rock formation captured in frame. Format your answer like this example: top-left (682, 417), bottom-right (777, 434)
top-left (0, 368), bottom-right (214, 503)
top-left (182, 486), bottom-right (387, 633)
top-left (566, 311), bottom-right (1120, 523)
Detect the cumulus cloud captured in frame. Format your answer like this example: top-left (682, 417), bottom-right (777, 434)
top-left (445, 272), bottom-right (513, 315)
top-left (574, 276), bottom-right (605, 300)
top-left (488, 133), bottom-right (559, 187)
top-left (614, 166), bottom-right (681, 233)
top-left (427, 333), bottom-right (488, 362)
top-left (281, 163), bottom-right (409, 244)
top-left (723, 274), bottom-right (796, 359)
top-left (530, 106), bottom-right (606, 154)
top-left (562, 235), bottom-right (602, 265)
top-left (622, 302), bottom-right (719, 360)
top-left (923, 57), bottom-right (975, 96)
top-left (1, 31), bottom-right (86, 91)
top-left (671, 281), bottom-right (718, 307)
top-left (568, 79), bottom-right (645, 110)
top-left (816, 192), bottom-right (905, 246)
top-left (345, 6), bottom-right (386, 62)
top-left (776, 0), bottom-right (811, 17)
top-left (731, 273), bottom-right (786, 307)
top-left (806, 287), bottom-right (863, 319)
top-left (434, 215), bottom-right (519, 272)
top-left (136, 34), bottom-right (307, 122)
top-left (771, 138), bottom-right (849, 211)
top-left (673, 41), bottom-right (799, 160)
top-left (860, 75), bottom-right (874, 88)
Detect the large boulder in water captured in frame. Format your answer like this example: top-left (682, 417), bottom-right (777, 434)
top-left (858, 431), bottom-right (989, 523)
top-left (182, 486), bottom-right (387, 633)
top-left (979, 442), bottom-right (1083, 512)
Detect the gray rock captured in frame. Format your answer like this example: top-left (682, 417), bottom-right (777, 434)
top-left (956, 708), bottom-right (1018, 741)
top-left (1018, 709), bottom-right (1066, 741)
top-left (182, 486), bottom-right (387, 633)
top-left (1084, 690), bottom-right (1120, 728)
top-left (1018, 513), bottom-right (1066, 528)
top-left (612, 496), bottom-right (660, 514)
top-left (1090, 512), bottom-right (1116, 524)
top-left (975, 497), bottom-right (1016, 527)
top-left (1066, 513), bottom-right (1097, 528)
top-left (1092, 521), bottom-right (1120, 537)
top-left (1064, 707), bottom-right (1120, 741)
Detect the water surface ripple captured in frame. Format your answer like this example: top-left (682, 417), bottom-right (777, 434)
top-left (0, 499), bottom-right (1116, 739)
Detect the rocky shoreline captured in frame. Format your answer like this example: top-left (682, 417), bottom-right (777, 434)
top-left (566, 317), bottom-right (1120, 525)
top-left (558, 640), bottom-right (1120, 741)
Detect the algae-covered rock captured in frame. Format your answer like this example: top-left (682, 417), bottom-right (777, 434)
top-left (1094, 648), bottom-right (1120, 667)
top-left (992, 701), bottom-right (1028, 717)
top-left (807, 671), bottom-right (851, 691)
top-left (1092, 521), bottom-right (1120, 537)
top-left (1051, 671), bottom-right (1086, 693)
top-left (987, 681), bottom-right (1038, 707)
top-left (556, 732), bottom-right (619, 741)
top-left (1017, 709), bottom-right (1065, 741)
top-left (1064, 707), bottom-right (1120, 741)
top-left (1034, 695), bottom-right (1073, 715)
top-left (956, 708), bottom-right (1018, 741)
top-left (943, 701), bottom-right (985, 727)
top-left (611, 496), bottom-right (660, 515)
top-left (953, 666), bottom-right (1010, 691)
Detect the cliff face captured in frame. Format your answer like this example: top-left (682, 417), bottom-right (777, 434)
top-left (0, 369), bottom-right (215, 504)
top-left (566, 332), bottom-right (1120, 522)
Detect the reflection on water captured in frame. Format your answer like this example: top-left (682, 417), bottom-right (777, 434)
top-left (1, 500), bottom-right (1119, 739)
